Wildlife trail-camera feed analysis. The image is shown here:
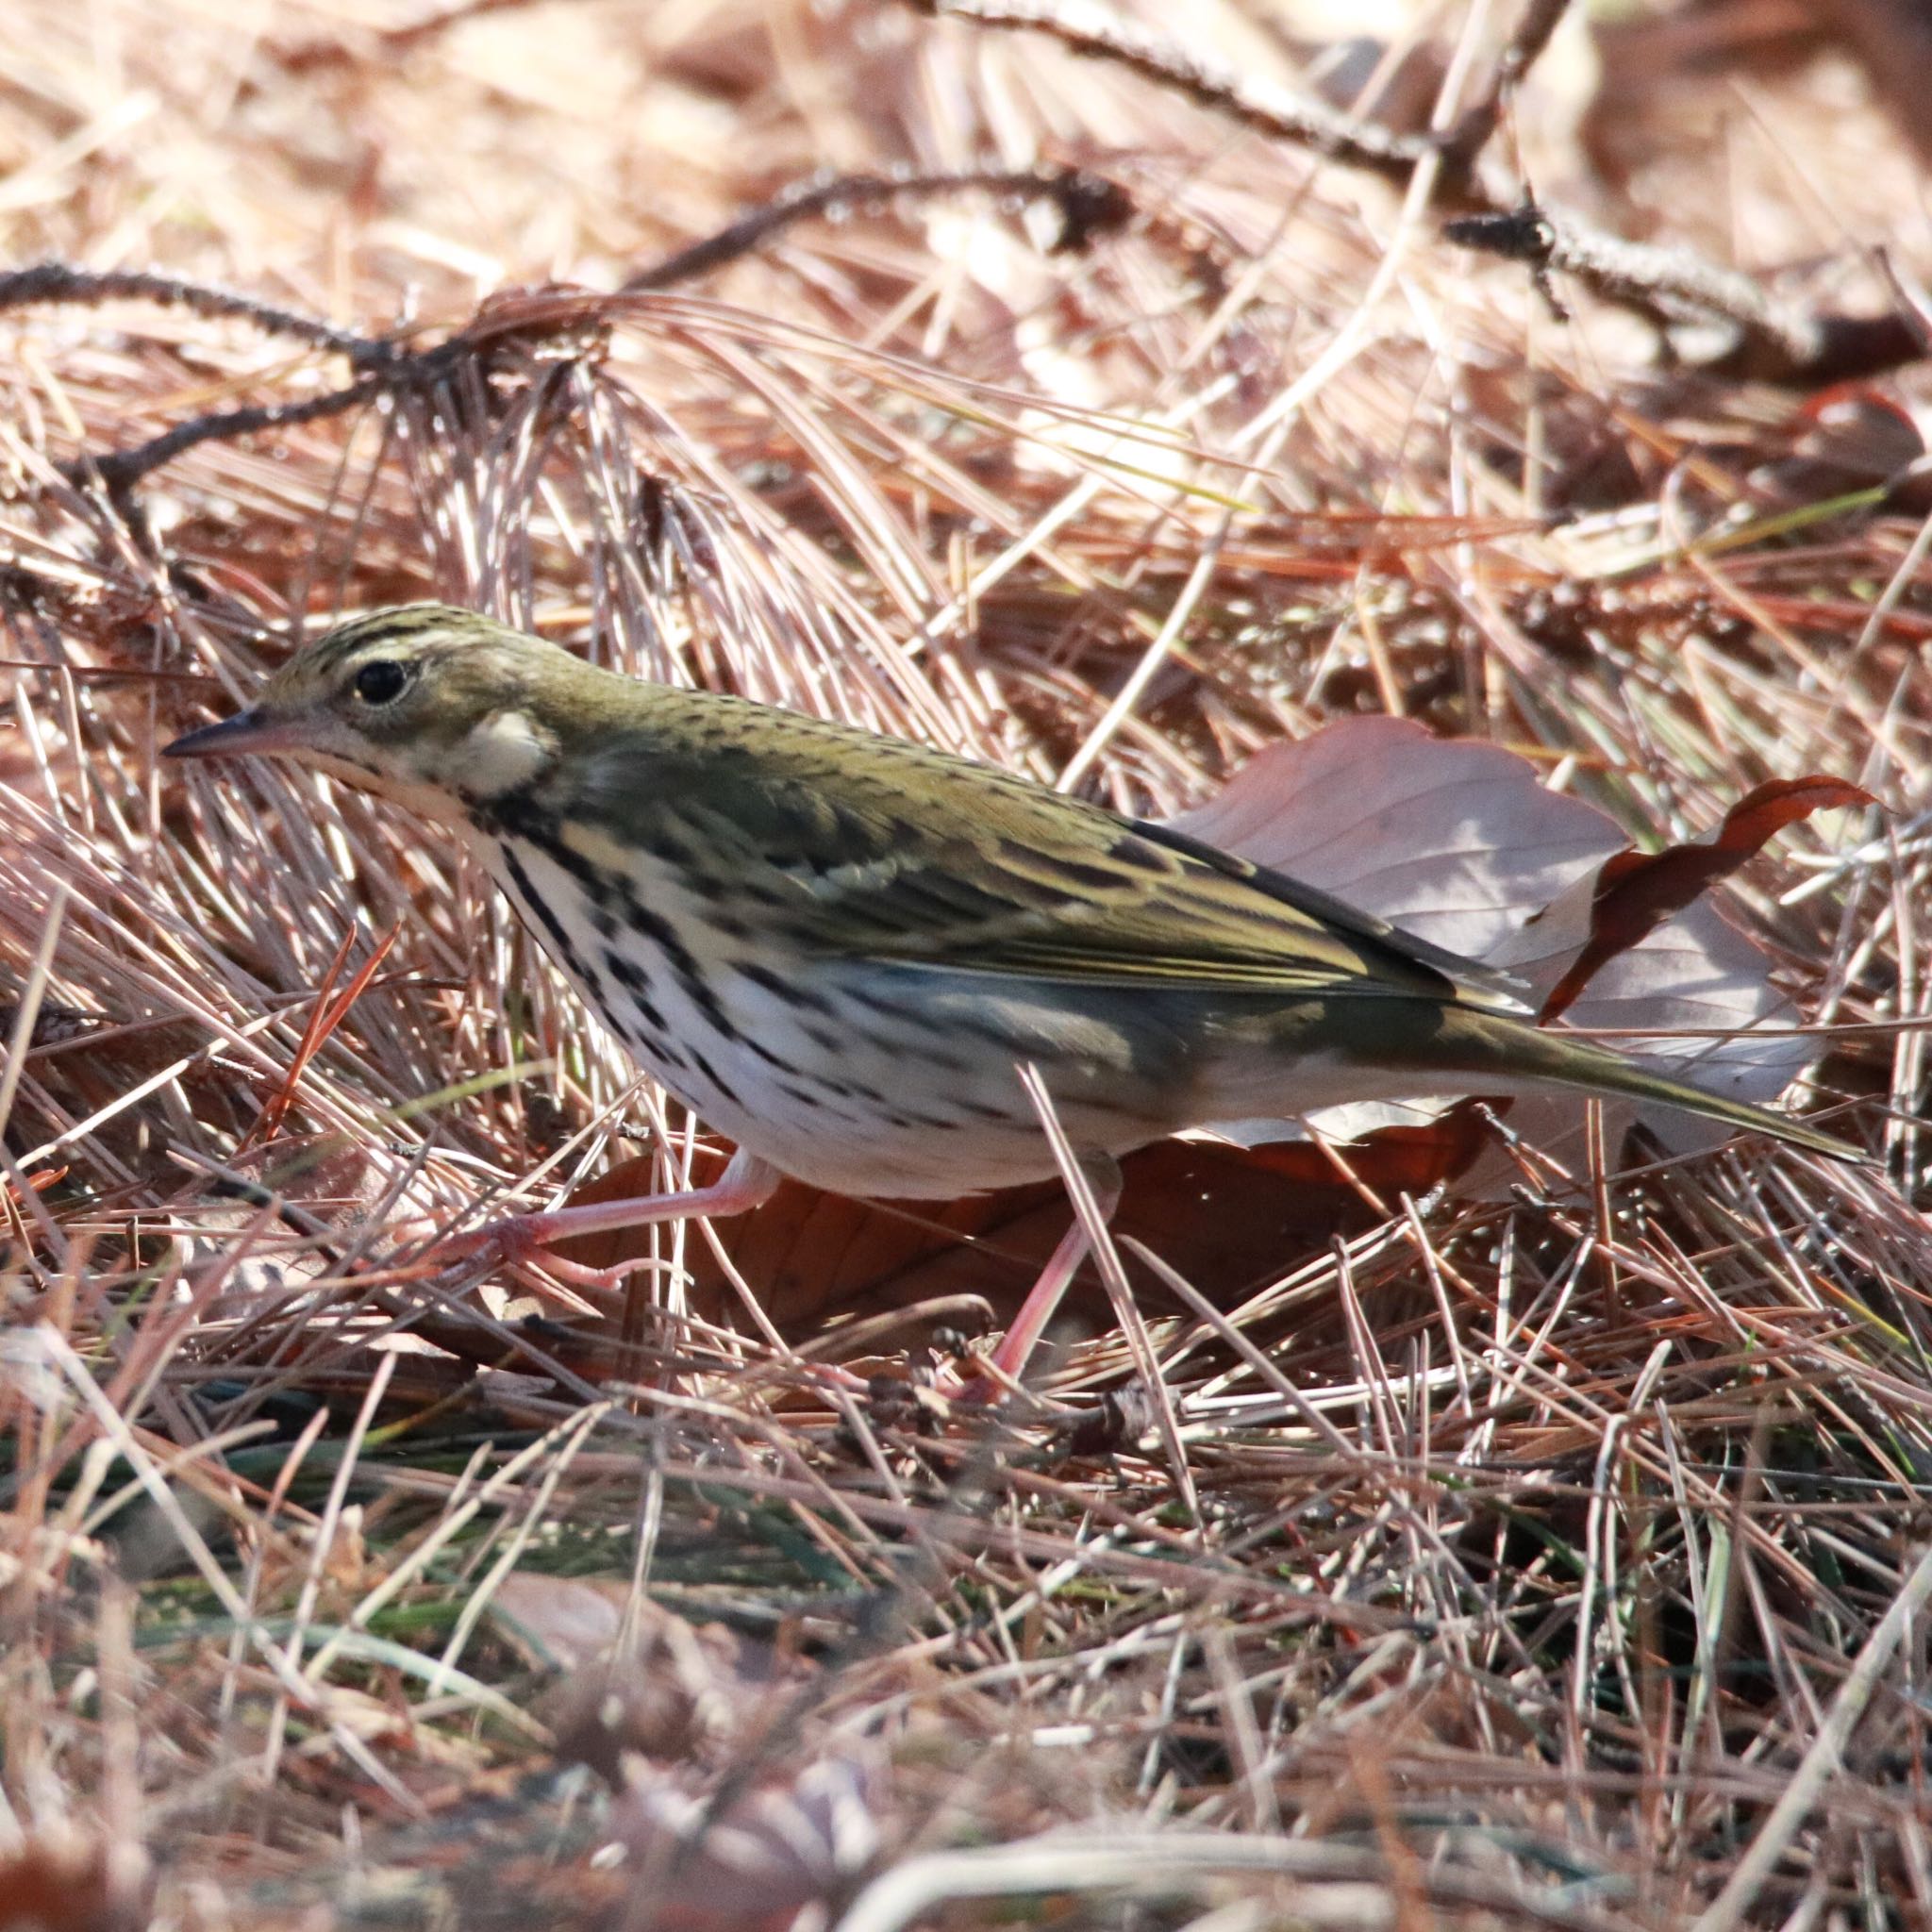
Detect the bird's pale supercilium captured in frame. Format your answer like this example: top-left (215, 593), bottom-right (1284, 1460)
top-left (165, 607), bottom-right (1859, 1374)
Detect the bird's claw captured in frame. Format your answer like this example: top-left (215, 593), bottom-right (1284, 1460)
top-left (425, 1214), bottom-right (640, 1298)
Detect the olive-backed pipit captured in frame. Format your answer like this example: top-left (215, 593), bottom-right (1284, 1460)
top-left (166, 607), bottom-right (1858, 1380)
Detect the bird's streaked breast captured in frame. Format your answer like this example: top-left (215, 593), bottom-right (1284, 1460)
top-left (458, 787), bottom-right (1194, 1195)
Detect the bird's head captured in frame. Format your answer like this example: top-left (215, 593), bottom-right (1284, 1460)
top-left (165, 605), bottom-right (574, 814)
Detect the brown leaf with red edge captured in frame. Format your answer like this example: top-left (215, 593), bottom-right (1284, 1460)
top-left (1541, 776), bottom-right (1875, 1022)
top-left (1750, 381), bottom-right (1930, 510)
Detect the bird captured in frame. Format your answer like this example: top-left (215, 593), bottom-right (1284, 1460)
top-left (165, 604), bottom-right (1860, 1382)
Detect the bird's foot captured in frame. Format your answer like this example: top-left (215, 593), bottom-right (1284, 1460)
top-left (425, 1213), bottom-right (641, 1296)
top-left (415, 1149), bottom-right (783, 1298)
top-left (933, 1165), bottom-right (1120, 1401)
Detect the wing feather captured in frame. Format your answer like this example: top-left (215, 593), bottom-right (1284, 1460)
top-left (574, 698), bottom-right (1527, 1011)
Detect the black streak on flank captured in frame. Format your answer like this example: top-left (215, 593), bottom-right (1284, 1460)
top-left (604, 951), bottom-right (670, 1036)
top-left (744, 1035), bottom-right (802, 1077)
top-left (472, 807), bottom-right (710, 1084)
top-left (619, 892), bottom-right (746, 1046)
top-left (687, 1045), bottom-right (742, 1109)
top-left (644, 1032), bottom-right (691, 1074)
top-left (605, 949), bottom-right (652, 992)
top-left (739, 960), bottom-right (835, 1014)
top-left (482, 791), bottom-right (746, 1048)
top-left (501, 845), bottom-right (595, 988)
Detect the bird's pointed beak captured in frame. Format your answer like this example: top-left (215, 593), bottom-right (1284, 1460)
top-left (163, 708), bottom-right (305, 759)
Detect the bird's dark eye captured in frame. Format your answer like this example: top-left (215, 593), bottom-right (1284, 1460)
top-left (352, 660), bottom-right (411, 707)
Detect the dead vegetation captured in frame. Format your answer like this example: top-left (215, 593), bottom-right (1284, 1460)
top-left (2, 2), bottom-right (1931, 1927)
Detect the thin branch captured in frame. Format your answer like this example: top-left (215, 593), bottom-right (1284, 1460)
top-left (7, 163), bottom-right (1137, 505)
top-left (1437, 0), bottom-right (1576, 179)
top-left (623, 164), bottom-right (1135, 293)
top-left (37, 308), bottom-right (585, 499)
top-left (908, 0), bottom-right (1428, 176)
top-left (909, 0), bottom-right (1925, 384)
top-left (0, 262), bottom-right (389, 366)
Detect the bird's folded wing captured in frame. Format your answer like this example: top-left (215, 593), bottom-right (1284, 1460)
top-left (623, 730), bottom-right (1526, 1010)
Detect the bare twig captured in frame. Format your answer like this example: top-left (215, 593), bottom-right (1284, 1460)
top-left (0, 262), bottom-right (387, 364)
top-left (1437, 0), bottom-right (1576, 179)
top-left (909, 0), bottom-right (1428, 174)
top-left (910, 0), bottom-right (1924, 382)
top-left (624, 164), bottom-right (1135, 293)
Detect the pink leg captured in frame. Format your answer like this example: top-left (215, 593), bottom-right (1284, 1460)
top-left (428, 1147), bottom-right (781, 1291)
top-left (952, 1163), bottom-right (1124, 1395)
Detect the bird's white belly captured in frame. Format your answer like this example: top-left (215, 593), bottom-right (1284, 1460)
top-left (483, 835), bottom-right (1095, 1196)
top-left (480, 834), bottom-right (1529, 1196)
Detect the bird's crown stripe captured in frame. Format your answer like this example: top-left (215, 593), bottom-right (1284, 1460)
top-left (306, 605), bottom-right (464, 670)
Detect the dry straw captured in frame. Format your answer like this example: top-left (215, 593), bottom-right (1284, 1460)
top-left (1, 1), bottom-right (1928, 1926)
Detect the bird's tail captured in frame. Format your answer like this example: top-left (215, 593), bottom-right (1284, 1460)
top-left (1419, 1006), bottom-right (1862, 1163)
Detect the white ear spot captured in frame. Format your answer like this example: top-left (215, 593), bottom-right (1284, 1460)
top-left (457, 709), bottom-right (556, 796)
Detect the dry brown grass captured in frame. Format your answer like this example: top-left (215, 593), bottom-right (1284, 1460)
top-left (4, 3), bottom-right (1932, 1927)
